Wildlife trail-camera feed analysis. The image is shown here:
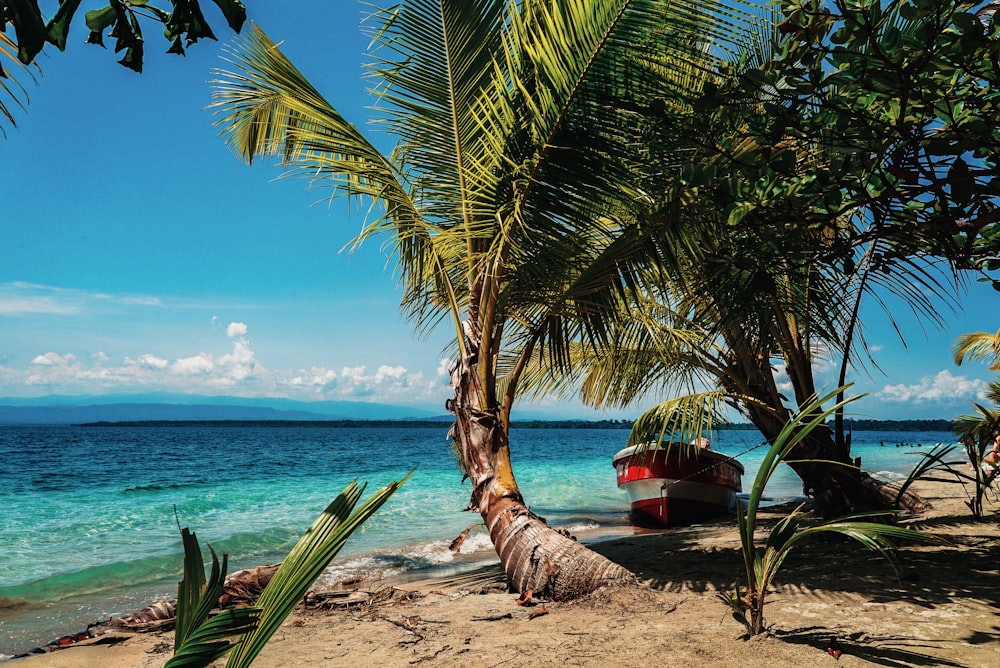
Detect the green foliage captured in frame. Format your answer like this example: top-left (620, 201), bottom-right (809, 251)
top-left (720, 388), bottom-right (949, 636)
top-left (952, 403), bottom-right (1000, 518)
top-left (695, 0), bottom-right (1000, 278)
top-left (892, 443), bottom-right (964, 510)
top-left (0, 0), bottom-right (247, 136)
top-left (952, 328), bottom-right (1000, 517)
top-left (548, 2), bottom-right (997, 516)
top-left (224, 474), bottom-right (409, 667)
top-left (1, 0), bottom-right (246, 71)
top-left (168, 474), bottom-right (409, 668)
top-left (166, 528), bottom-right (258, 668)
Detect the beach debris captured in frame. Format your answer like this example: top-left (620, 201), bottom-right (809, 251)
top-left (10, 630), bottom-right (135, 659)
top-left (516, 588), bottom-right (535, 606)
top-left (409, 644), bottom-right (452, 664)
top-left (218, 563), bottom-right (280, 607)
top-left (449, 523), bottom-right (482, 552)
top-left (107, 598), bottom-right (178, 628)
top-left (305, 585), bottom-right (414, 611)
top-left (826, 636), bottom-right (844, 660)
top-left (380, 614), bottom-right (451, 642)
top-left (471, 612), bottom-right (513, 621)
top-left (528, 603), bottom-right (549, 620)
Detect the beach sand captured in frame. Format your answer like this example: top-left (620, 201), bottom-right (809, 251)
top-left (10, 479), bottom-right (999, 667)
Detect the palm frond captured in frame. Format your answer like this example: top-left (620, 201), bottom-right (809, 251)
top-left (0, 31), bottom-right (39, 138)
top-left (627, 391), bottom-right (738, 448)
top-left (166, 528), bottom-right (258, 668)
top-left (952, 329), bottom-right (1000, 370)
top-left (225, 473), bottom-right (410, 668)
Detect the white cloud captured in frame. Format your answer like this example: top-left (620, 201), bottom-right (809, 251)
top-left (136, 354), bottom-right (170, 370)
top-left (282, 367), bottom-right (337, 389)
top-left (0, 282), bottom-right (162, 316)
top-left (375, 364), bottom-right (406, 382)
top-left (226, 322), bottom-right (248, 339)
top-left (0, 297), bottom-right (79, 315)
top-left (877, 370), bottom-right (988, 403)
top-left (1, 319), bottom-right (451, 407)
top-left (341, 365), bottom-right (368, 382)
top-left (31, 352), bottom-right (76, 366)
top-left (172, 353), bottom-right (215, 376)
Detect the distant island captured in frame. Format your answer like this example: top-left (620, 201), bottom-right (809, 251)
top-left (75, 417), bottom-right (958, 431)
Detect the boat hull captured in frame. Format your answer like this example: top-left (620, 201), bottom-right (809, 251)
top-left (612, 444), bottom-right (744, 527)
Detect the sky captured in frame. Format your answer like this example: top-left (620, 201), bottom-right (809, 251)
top-left (1, 1), bottom-right (998, 421)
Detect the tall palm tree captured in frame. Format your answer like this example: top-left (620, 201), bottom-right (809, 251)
top-left (211, 0), bottom-right (761, 598)
top-left (552, 212), bottom-right (945, 516)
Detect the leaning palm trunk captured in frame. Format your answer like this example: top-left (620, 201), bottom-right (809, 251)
top-left (742, 396), bottom-right (928, 517)
top-left (448, 323), bottom-right (633, 599)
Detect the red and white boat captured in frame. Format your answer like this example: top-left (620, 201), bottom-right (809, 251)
top-left (612, 443), bottom-right (744, 527)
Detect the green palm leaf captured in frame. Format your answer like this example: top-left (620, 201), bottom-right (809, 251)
top-left (0, 31), bottom-right (38, 138)
top-left (166, 528), bottom-right (258, 668)
top-left (225, 473), bottom-right (410, 668)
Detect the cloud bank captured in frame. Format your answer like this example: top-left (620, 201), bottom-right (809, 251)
top-left (876, 370), bottom-right (988, 403)
top-left (1, 320), bottom-right (449, 406)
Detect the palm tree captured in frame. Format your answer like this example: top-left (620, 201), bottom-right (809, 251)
top-left (951, 328), bottom-right (1000, 517)
top-left (556, 211), bottom-right (946, 516)
top-left (210, 0), bottom-right (757, 598)
top-left (525, 0), bottom-right (994, 518)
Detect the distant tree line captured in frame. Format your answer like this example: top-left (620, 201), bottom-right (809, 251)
top-left (832, 419), bottom-right (957, 433)
top-left (79, 418), bottom-right (957, 431)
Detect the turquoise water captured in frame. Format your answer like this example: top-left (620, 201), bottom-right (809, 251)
top-left (0, 424), bottom-right (955, 656)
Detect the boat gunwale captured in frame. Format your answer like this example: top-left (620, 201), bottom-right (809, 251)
top-left (612, 442), bottom-right (745, 475)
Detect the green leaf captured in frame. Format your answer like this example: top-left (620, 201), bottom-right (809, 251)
top-left (44, 0), bottom-right (84, 51)
top-left (210, 0), bottom-right (247, 33)
top-left (84, 5), bottom-right (117, 34)
top-left (167, 527), bottom-right (260, 668)
top-left (224, 474), bottom-right (410, 668)
top-left (165, 0), bottom-right (217, 45)
top-left (7, 0), bottom-right (47, 64)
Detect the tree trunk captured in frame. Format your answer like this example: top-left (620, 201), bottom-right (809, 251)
top-left (486, 497), bottom-right (634, 600)
top-left (447, 323), bottom-right (633, 600)
top-left (745, 403), bottom-right (927, 517)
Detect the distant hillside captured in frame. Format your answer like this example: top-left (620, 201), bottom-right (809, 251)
top-left (0, 394), bottom-right (439, 424)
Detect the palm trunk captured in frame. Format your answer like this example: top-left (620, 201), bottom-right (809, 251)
top-left (447, 322), bottom-right (633, 600)
top-left (743, 401), bottom-right (927, 517)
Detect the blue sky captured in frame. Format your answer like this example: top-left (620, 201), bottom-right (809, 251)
top-left (1, 2), bottom-right (997, 420)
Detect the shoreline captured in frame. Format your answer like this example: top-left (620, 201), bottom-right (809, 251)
top-left (7, 478), bottom-right (997, 667)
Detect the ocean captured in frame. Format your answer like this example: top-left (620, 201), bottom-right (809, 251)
top-left (0, 423), bottom-right (957, 657)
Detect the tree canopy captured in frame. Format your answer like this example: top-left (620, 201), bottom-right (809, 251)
top-left (687, 0), bottom-right (1000, 281)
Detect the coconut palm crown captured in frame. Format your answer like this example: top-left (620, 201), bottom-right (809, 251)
top-left (210, 0), bottom-right (773, 597)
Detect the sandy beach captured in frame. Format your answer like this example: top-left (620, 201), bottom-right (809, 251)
top-left (9, 479), bottom-right (998, 667)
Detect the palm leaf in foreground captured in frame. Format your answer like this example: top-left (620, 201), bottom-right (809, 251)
top-left (722, 388), bottom-right (949, 636)
top-left (166, 528), bottom-right (259, 668)
top-left (225, 473), bottom-right (411, 668)
top-left (167, 474), bottom-right (409, 668)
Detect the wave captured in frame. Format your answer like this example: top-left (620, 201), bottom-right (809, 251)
top-left (122, 481), bottom-right (205, 493)
top-left (316, 533), bottom-right (497, 590)
top-left (0, 553), bottom-right (181, 605)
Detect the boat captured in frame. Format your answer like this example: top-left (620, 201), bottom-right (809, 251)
top-left (612, 443), bottom-right (744, 527)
